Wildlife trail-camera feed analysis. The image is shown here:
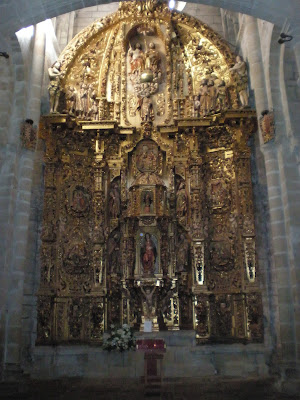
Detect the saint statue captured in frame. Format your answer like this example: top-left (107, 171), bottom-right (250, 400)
top-left (128, 43), bottom-right (145, 75)
top-left (138, 96), bottom-right (154, 122)
top-left (229, 55), bottom-right (249, 107)
top-left (88, 84), bottom-right (98, 120)
top-left (141, 233), bottom-right (157, 275)
top-left (199, 79), bottom-right (209, 115)
top-left (176, 233), bottom-right (189, 272)
top-left (65, 86), bottom-right (77, 116)
top-left (176, 181), bottom-right (187, 218)
top-left (215, 79), bottom-right (227, 111)
top-left (48, 61), bottom-right (62, 113)
top-left (207, 79), bottom-right (217, 112)
top-left (143, 192), bottom-right (153, 213)
top-left (145, 42), bottom-right (161, 75)
top-left (107, 232), bottom-right (121, 274)
top-left (108, 182), bottom-right (121, 219)
top-left (80, 83), bottom-right (88, 117)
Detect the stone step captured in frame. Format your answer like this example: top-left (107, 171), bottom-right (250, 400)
top-left (0, 378), bottom-right (298, 399)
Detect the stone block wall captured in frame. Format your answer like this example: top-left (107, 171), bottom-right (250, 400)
top-left (184, 3), bottom-right (224, 37)
top-left (73, 3), bottom-right (119, 37)
top-left (31, 333), bottom-right (268, 380)
top-left (54, 2), bottom-right (224, 53)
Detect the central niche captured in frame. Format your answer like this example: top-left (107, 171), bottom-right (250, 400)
top-left (128, 140), bottom-right (165, 279)
top-left (138, 231), bottom-right (160, 276)
top-left (37, 0), bottom-right (263, 345)
top-left (126, 24), bottom-right (166, 126)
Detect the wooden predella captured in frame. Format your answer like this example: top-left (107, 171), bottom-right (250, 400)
top-left (37, 0), bottom-right (262, 345)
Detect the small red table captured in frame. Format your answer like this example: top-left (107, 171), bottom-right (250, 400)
top-left (136, 339), bottom-right (166, 395)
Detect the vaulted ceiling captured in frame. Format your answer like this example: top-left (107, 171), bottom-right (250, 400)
top-left (0, 0), bottom-right (299, 37)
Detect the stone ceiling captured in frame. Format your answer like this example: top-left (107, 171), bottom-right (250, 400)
top-left (0, 0), bottom-right (299, 37)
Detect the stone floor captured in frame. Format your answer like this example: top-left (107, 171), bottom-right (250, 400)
top-left (0, 378), bottom-right (298, 400)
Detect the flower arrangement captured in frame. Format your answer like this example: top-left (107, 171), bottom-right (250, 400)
top-left (103, 324), bottom-right (136, 352)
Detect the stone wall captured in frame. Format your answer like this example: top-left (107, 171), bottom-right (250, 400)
top-left (183, 3), bottom-right (224, 36)
top-left (31, 333), bottom-right (268, 379)
top-left (54, 2), bottom-right (224, 53)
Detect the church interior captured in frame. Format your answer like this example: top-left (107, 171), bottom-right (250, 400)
top-left (0, 0), bottom-right (300, 398)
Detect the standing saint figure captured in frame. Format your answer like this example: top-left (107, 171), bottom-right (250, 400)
top-left (141, 233), bottom-right (157, 275)
top-left (48, 61), bottom-right (62, 113)
top-left (199, 79), bottom-right (209, 115)
top-left (215, 79), bottom-right (227, 111)
top-left (176, 233), bottom-right (189, 272)
top-left (65, 86), bottom-right (77, 115)
top-left (107, 232), bottom-right (121, 274)
top-left (229, 55), bottom-right (249, 107)
top-left (207, 79), bottom-right (217, 112)
top-left (143, 192), bottom-right (152, 213)
top-left (80, 83), bottom-right (88, 117)
top-left (138, 96), bottom-right (154, 122)
top-left (108, 182), bottom-right (121, 219)
top-left (145, 42), bottom-right (161, 75)
top-left (176, 181), bottom-right (187, 218)
top-left (128, 43), bottom-right (145, 75)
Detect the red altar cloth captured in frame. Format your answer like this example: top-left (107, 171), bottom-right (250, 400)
top-left (136, 339), bottom-right (166, 352)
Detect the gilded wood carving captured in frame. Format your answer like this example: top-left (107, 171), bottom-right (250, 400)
top-left (37, 0), bottom-right (262, 345)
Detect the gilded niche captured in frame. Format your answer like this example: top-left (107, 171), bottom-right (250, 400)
top-left (37, 0), bottom-right (262, 345)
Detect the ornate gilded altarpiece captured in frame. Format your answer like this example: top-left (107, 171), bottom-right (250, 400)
top-left (37, 0), bottom-right (263, 345)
